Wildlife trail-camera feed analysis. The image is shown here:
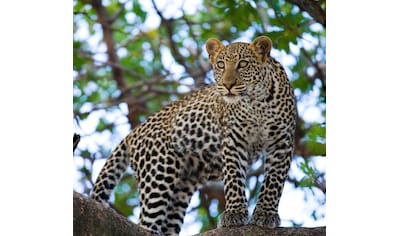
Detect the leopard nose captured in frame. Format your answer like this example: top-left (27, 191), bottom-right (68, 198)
top-left (223, 81), bottom-right (236, 90)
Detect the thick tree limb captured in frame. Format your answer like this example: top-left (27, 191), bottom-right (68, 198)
top-left (73, 191), bottom-right (157, 236)
top-left (74, 191), bottom-right (325, 236)
top-left (194, 225), bottom-right (326, 236)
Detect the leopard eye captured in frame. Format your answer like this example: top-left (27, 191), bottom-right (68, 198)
top-left (216, 61), bottom-right (225, 69)
top-left (237, 60), bottom-right (249, 69)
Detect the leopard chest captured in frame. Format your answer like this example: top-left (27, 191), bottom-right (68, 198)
top-left (230, 100), bottom-right (287, 162)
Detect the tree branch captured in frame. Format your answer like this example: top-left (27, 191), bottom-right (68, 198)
top-left (151, 0), bottom-right (208, 88)
top-left (73, 191), bottom-right (156, 236)
top-left (73, 133), bottom-right (80, 152)
top-left (286, 0), bottom-right (326, 28)
top-left (194, 225), bottom-right (326, 236)
top-left (74, 191), bottom-right (325, 236)
top-left (108, 1), bottom-right (127, 25)
top-left (91, 0), bottom-right (139, 128)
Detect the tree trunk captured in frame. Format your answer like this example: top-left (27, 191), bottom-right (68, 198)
top-left (73, 191), bottom-right (326, 236)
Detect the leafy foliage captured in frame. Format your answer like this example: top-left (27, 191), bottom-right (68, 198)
top-left (73, 0), bottom-right (326, 233)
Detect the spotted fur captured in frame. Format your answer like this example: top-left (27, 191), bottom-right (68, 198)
top-left (91, 36), bottom-right (296, 235)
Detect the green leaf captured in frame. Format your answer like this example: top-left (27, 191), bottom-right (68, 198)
top-left (87, 91), bottom-right (101, 103)
top-left (133, 0), bottom-right (147, 22)
top-left (96, 118), bottom-right (107, 131)
top-left (308, 141), bottom-right (326, 156)
top-left (299, 177), bottom-right (314, 188)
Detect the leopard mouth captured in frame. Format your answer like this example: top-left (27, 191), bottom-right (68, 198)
top-left (218, 90), bottom-right (238, 97)
top-left (216, 85), bottom-right (246, 97)
top-left (224, 91), bottom-right (247, 97)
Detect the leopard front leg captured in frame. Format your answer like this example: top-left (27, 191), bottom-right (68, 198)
top-left (250, 134), bottom-right (294, 228)
top-left (217, 134), bottom-right (249, 227)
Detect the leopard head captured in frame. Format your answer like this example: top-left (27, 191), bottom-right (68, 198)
top-left (206, 36), bottom-right (272, 102)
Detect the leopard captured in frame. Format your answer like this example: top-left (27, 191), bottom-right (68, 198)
top-left (90, 35), bottom-right (297, 235)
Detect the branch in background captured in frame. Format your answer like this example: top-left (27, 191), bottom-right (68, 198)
top-left (151, 0), bottom-right (208, 88)
top-left (255, 1), bottom-right (269, 33)
top-left (89, 54), bottom-right (198, 95)
top-left (180, 14), bottom-right (211, 78)
top-left (108, 1), bottom-right (127, 24)
top-left (294, 117), bottom-right (326, 158)
top-left (91, 0), bottom-right (139, 128)
top-left (73, 133), bottom-right (80, 153)
top-left (301, 48), bottom-right (326, 97)
top-left (268, 0), bottom-right (301, 35)
top-left (286, 0), bottom-right (326, 27)
top-left (288, 174), bottom-right (326, 194)
top-left (183, 183), bottom-right (225, 229)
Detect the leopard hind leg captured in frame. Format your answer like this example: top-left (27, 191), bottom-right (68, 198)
top-left (137, 154), bottom-right (185, 235)
top-left (162, 180), bottom-right (197, 235)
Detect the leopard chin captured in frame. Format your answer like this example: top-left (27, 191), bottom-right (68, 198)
top-left (222, 94), bottom-right (242, 103)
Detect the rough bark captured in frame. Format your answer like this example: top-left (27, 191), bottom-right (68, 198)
top-left (194, 225), bottom-right (326, 236)
top-left (73, 191), bottom-right (157, 236)
top-left (74, 191), bottom-right (325, 236)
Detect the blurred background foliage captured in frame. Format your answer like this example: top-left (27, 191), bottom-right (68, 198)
top-left (73, 0), bottom-right (326, 234)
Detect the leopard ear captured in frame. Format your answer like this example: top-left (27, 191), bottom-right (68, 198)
top-left (249, 36), bottom-right (272, 63)
top-left (206, 38), bottom-right (224, 64)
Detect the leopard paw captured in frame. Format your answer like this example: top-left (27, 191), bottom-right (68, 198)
top-left (250, 212), bottom-right (280, 228)
top-left (91, 194), bottom-right (110, 208)
top-left (217, 211), bottom-right (249, 227)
